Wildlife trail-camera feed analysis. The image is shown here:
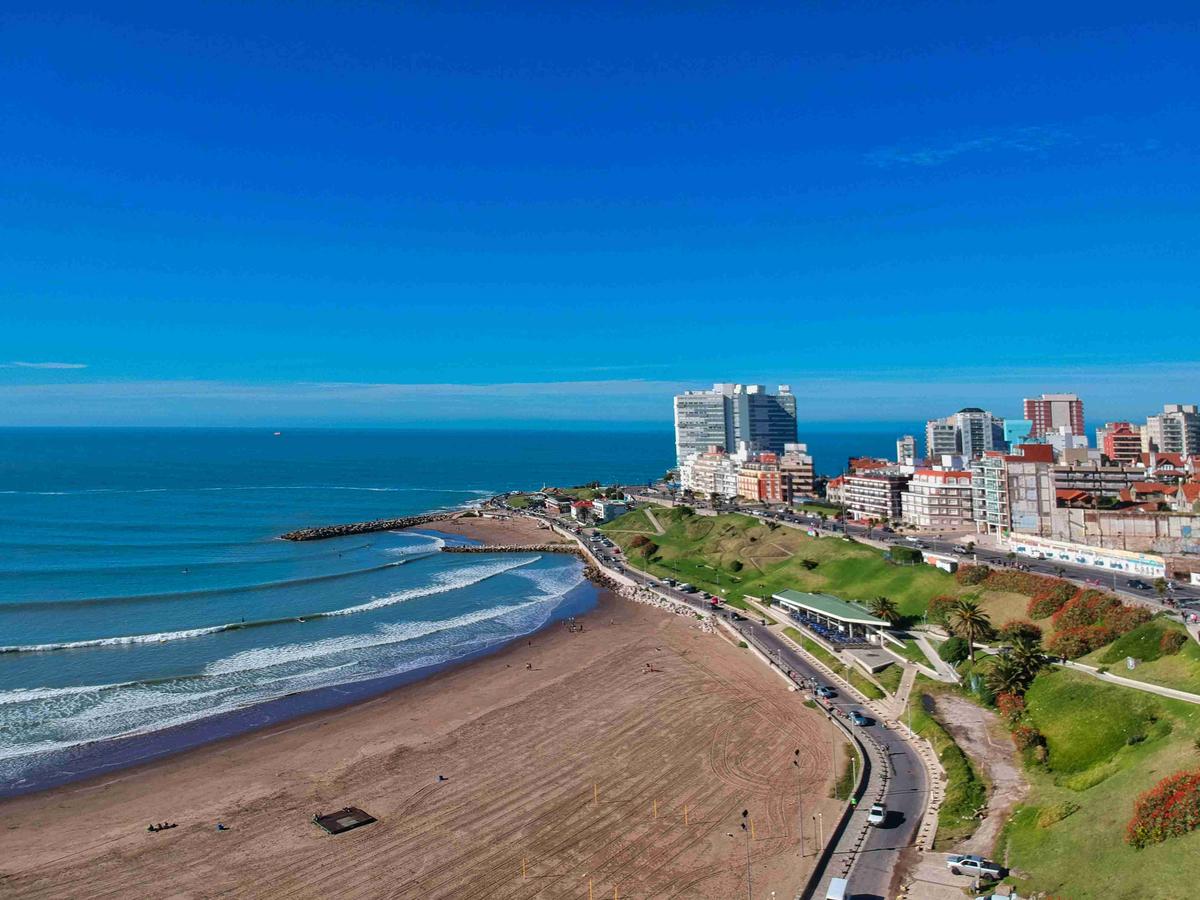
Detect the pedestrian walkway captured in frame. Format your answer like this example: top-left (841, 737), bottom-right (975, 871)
top-left (915, 632), bottom-right (959, 683)
top-left (1056, 658), bottom-right (1200, 705)
top-left (642, 506), bottom-right (666, 535)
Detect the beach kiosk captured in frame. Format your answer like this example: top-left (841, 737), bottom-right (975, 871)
top-left (772, 589), bottom-right (889, 648)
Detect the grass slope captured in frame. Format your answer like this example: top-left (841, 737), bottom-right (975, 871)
top-left (1001, 668), bottom-right (1200, 899)
top-left (1079, 618), bottom-right (1200, 694)
top-left (602, 507), bottom-right (997, 617)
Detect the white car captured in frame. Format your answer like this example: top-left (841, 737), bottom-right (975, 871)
top-left (946, 854), bottom-right (1003, 878)
top-left (867, 802), bottom-right (886, 826)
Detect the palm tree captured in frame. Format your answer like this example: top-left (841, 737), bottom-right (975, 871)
top-left (949, 598), bottom-right (992, 663)
top-left (868, 595), bottom-right (901, 624)
top-left (1008, 634), bottom-right (1047, 685)
top-left (986, 654), bottom-right (1026, 696)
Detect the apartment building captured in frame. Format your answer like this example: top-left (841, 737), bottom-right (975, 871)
top-left (679, 445), bottom-right (742, 498)
top-left (1052, 461), bottom-right (1142, 497)
top-left (1023, 393), bottom-right (1084, 439)
top-left (896, 434), bottom-right (917, 464)
top-left (1144, 403), bottom-right (1200, 456)
top-left (925, 408), bottom-right (1003, 459)
top-left (1096, 421), bottom-right (1144, 463)
top-left (779, 442), bottom-right (816, 501)
top-left (901, 469), bottom-right (975, 530)
top-left (971, 444), bottom-right (1056, 536)
top-left (672, 383), bottom-right (797, 465)
top-left (737, 456), bottom-right (783, 503)
top-left (843, 470), bottom-right (911, 522)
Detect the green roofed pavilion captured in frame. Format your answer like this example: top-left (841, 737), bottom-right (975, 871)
top-left (772, 589), bottom-right (889, 646)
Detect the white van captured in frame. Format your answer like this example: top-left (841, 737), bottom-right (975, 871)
top-left (825, 877), bottom-right (848, 900)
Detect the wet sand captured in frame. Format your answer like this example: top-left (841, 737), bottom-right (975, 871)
top-left (0, 591), bottom-right (836, 898)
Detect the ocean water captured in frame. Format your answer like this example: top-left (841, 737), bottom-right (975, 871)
top-left (0, 427), bottom-right (671, 793)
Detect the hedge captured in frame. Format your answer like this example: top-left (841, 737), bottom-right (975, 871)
top-left (1127, 769), bottom-right (1200, 848)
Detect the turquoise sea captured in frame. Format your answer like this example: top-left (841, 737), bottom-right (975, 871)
top-left (0, 427), bottom-right (672, 794)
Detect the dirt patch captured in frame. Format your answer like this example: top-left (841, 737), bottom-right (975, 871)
top-left (931, 693), bottom-right (1028, 856)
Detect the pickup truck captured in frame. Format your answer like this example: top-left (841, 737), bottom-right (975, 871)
top-left (946, 854), bottom-right (1003, 878)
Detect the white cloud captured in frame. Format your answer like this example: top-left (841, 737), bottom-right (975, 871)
top-left (866, 125), bottom-right (1078, 168)
top-left (1, 360), bottom-right (89, 369)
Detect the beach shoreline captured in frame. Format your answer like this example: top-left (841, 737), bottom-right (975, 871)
top-left (0, 532), bottom-right (837, 898)
top-left (0, 515), bottom-right (585, 801)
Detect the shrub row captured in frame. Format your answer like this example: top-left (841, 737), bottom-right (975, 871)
top-left (1127, 769), bottom-right (1200, 848)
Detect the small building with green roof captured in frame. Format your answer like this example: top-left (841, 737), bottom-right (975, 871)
top-left (772, 589), bottom-right (889, 646)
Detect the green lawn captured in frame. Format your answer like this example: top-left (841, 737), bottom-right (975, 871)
top-left (906, 678), bottom-right (986, 848)
top-left (1000, 668), bottom-right (1200, 899)
top-left (505, 493), bottom-right (533, 508)
top-left (1075, 618), bottom-right (1200, 694)
top-left (893, 638), bottom-right (933, 667)
top-left (847, 667), bottom-right (885, 701)
top-left (599, 507), bottom-right (998, 618)
top-left (875, 663), bottom-right (903, 696)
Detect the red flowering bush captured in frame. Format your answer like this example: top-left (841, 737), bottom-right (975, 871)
top-left (985, 569), bottom-right (1053, 595)
top-left (927, 595), bottom-right (960, 626)
top-left (1161, 630), bottom-right (1188, 656)
top-left (1110, 604), bottom-right (1152, 636)
top-left (1053, 590), bottom-right (1120, 630)
top-left (998, 620), bottom-right (1043, 643)
top-left (1047, 625), bottom-right (1116, 659)
top-left (1026, 580), bottom-right (1078, 619)
top-left (955, 564), bottom-right (990, 586)
top-left (1126, 769), bottom-right (1200, 848)
top-left (1011, 724), bottom-right (1044, 750)
top-left (996, 691), bottom-right (1027, 724)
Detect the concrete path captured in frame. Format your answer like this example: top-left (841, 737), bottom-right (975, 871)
top-left (1055, 658), bottom-right (1200, 704)
top-left (642, 506), bottom-right (666, 535)
top-left (915, 633), bottom-right (960, 683)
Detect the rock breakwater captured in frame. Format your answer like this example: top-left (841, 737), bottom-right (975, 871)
top-left (280, 513), bottom-right (454, 541)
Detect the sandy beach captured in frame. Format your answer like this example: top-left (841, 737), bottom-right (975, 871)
top-left (425, 512), bottom-right (573, 546)
top-left (0, 517), bottom-right (838, 898)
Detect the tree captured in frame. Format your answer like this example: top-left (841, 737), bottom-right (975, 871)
top-left (949, 598), bottom-right (992, 663)
top-left (868, 595), bottom-right (901, 624)
top-left (1154, 577), bottom-right (1168, 598)
top-left (987, 655), bottom-right (1027, 696)
top-left (1008, 634), bottom-right (1047, 685)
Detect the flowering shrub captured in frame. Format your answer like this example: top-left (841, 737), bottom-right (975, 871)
top-left (1053, 590), bottom-right (1120, 630)
top-left (1109, 604), bottom-right (1152, 635)
top-left (927, 595), bottom-right (960, 626)
top-left (1011, 724), bottom-right (1044, 750)
top-left (955, 564), bottom-right (991, 586)
top-left (998, 620), bottom-right (1043, 643)
top-left (996, 691), bottom-right (1026, 724)
top-left (981, 569), bottom-right (1063, 596)
top-left (1048, 625), bottom-right (1116, 659)
top-left (1126, 769), bottom-right (1200, 848)
top-left (1161, 630), bottom-right (1188, 656)
top-left (1026, 580), bottom-right (1081, 618)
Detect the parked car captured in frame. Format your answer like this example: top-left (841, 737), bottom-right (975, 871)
top-left (952, 544), bottom-right (969, 554)
top-left (867, 803), bottom-right (887, 826)
top-left (1127, 579), bottom-right (1151, 590)
top-left (730, 612), bottom-right (746, 621)
top-left (849, 710), bottom-right (869, 727)
top-left (815, 686), bottom-right (836, 699)
top-left (946, 854), bottom-right (1003, 878)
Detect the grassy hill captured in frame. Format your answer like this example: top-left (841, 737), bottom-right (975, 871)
top-left (1001, 668), bottom-right (1200, 898)
top-left (602, 506), bottom-right (998, 617)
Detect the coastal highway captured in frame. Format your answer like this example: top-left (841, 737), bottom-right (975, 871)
top-left (579, 527), bottom-right (928, 900)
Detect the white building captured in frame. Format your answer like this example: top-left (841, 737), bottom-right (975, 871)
top-left (673, 383), bottom-right (797, 466)
top-left (843, 470), bottom-right (911, 522)
top-left (590, 498), bottom-right (628, 523)
top-left (901, 469), bottom-right (975, 530)
top-left (1145, 403), bottom-right (1200, 456)
top-left (679, 445), bottom-right (743, 499)
top-left (925, 408), bottom-right (1004, 459)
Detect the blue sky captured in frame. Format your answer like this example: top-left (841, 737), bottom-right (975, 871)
top-left (1, 2), bottom-right (1197, 426)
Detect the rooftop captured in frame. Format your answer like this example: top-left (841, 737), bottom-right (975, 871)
top-left (772, 589), bottom-right (889, 626)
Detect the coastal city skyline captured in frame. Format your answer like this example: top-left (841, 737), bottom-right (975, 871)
top-left (4, 4), bottom-right (1199, 898)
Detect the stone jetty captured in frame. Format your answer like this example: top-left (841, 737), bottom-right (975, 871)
top-left (280, 512), bottom-right (454, 542)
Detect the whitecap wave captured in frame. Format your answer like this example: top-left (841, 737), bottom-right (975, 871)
top-left (0, 624), bottom-right (231, 654)
top-left (325, 556), bottom-right (540, 616)
top-left (206, 597), bottom-right (550, 676)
